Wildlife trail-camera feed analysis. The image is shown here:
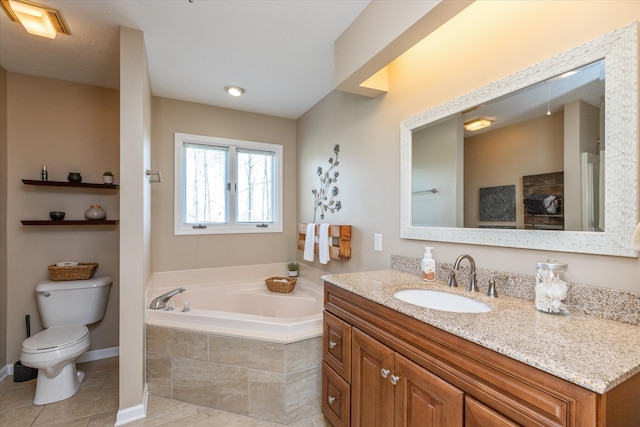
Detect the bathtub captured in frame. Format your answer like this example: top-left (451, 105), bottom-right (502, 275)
top-left (145, 264), bottom-right (326, 423)
top-left (145, 265), bottom-right (324, 343)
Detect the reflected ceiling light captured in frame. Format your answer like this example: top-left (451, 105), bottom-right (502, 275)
top-left (224, 85), bottom-right (246, 97)
top-left (3, 0), bottom-right (68, 39)
top-left (464, 118), bottom-right (492, 132)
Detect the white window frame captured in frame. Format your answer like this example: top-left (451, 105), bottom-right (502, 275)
top-left (174, 132), bottom-right (283, 235)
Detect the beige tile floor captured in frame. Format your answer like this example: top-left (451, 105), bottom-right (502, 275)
top-left (0, 357), bottom-right (330, 426)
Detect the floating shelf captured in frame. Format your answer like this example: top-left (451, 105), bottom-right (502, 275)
top-left (21, 220), bottom-right (119, 226)
top-left (298, 223), bottom-right (352, 260)
top-left (22, 179), bottom-right (119, 190)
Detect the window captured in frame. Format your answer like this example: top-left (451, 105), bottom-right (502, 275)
top-left (175, 132), bottom-right (283, 235)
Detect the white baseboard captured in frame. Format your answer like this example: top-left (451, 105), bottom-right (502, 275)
top-left (3, 346), bottom-right (119, 380)
top-left (115, 383), bottom-right (148, 426)
top-left (77, 346), bottom-right (119, 363)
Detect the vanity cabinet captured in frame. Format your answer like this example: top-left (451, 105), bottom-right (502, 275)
top-left (322, 282), bottom-right (640, 427)
top-left (352, 328), bottom-right (463, 426)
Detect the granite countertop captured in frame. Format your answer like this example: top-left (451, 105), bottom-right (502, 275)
top-left (322, 269), bottom-right (640, 394)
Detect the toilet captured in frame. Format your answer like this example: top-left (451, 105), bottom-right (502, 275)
top-left (20, 276), bottom-right (111, 405)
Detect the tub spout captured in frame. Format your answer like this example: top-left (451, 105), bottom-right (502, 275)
top-left (149, 287), bottom-right (185, 309)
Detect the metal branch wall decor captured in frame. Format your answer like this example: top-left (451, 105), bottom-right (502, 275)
top-left (312, 144), bottom-right (342, 222)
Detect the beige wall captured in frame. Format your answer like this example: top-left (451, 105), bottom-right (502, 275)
top-left (150, 97), bottom-right (298, 272)
top-left (297, 1), bottom-right (640, 292)
top-left (464, 113), bottom-right (565, 229)
top-left (4, 73), bottom-right (119, 365)
top-left (1, 66), bottom-right (8, 369)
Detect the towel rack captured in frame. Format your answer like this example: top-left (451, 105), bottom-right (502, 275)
top-left (297, 224), bottom-right (352, 260)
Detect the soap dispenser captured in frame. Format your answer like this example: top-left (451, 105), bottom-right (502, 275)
top-left (421, 247), bottom-right (436, 282)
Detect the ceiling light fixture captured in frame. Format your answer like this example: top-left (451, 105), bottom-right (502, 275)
top-left (2, 0), bottom-right (70, 39)
top-left (224, 85), bottom-right (245, 97)
top-left (464, 118), bottom-right (492, 132)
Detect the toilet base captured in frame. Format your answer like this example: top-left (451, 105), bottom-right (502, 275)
top-left (33, 363), bottom-right (85, 405)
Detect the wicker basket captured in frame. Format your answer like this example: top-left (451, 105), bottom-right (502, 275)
top-left (265, 276), bottom-right (297, 293)
top-left (48, 263), bottom-right (98, 281)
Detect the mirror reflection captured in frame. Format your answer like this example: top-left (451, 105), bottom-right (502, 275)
top-left (411, 60), bottom-right (605, 232)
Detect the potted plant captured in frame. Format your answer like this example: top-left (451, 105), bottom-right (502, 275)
top-left (103, 171), bottom-right (114, 184)
top-left (287, 262), bottom-right (299, 277)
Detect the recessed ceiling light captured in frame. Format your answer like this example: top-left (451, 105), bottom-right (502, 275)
top-left (464, 118), bottom-right (493, 132)
top-left (2, 0), bottom-right (70, 39)
top-left (224, 85), bottom-right (246, 97)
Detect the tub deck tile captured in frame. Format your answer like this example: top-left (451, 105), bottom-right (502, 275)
top-left (147, 326), bottom-right (208, 361)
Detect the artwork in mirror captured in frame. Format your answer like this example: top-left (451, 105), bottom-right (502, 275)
top-left (400, 23), bottom-right (637, 257)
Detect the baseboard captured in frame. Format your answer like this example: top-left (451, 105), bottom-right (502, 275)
top-left (2, 346), bottom-right (119, 380)
top-left (115, 383), bottom-right (148, 426)
top-left (77, 346), bottom-right (119, 363)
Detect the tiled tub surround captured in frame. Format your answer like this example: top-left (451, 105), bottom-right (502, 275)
top-left (322, 268), bottom-right (640, 394)
top-left (391, 254), bottom-right (640, 325)
top-left (144, 263), bottom-right (327, 424)
top-left (146, 326), bottom-right (322, 424)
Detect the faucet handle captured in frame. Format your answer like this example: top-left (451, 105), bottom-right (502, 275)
top-left (447, 270), bottom-right (458, 287)
top-left (486, 275), bottom-right (506, 298)
top-left (486, 279), bottom-right (498, 298)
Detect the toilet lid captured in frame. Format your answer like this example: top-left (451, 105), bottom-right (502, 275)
top-left (22, 325), bottom-right (89, 352)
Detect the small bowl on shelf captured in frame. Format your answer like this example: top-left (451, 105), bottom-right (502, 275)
top-left (49, 211), bottom-right (65, 221)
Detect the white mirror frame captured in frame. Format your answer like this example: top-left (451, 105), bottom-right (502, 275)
top-left (401, 23), bottom-right (638, 257)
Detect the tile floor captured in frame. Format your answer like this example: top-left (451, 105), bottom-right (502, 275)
top-left (0, 357), bottom-right (330, 426)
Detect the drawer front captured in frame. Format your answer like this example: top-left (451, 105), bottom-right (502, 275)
top-left (465, 396), bottom-right (521, 427)
top-left (323, 362), bottom-right (351, 427)
top-left (324, 310), bottom-right (352, 381)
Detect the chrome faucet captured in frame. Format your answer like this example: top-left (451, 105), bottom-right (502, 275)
top-left (447, 254), bottom-right (479, 292)
top-left (149, 287), bottom-right (186, 309)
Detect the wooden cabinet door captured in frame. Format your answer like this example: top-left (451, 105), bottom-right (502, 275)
top-left (394, 353), bottom-right (464, 427)
top-left (324, 311), bottom-right (352, 381)
top-left (465, 396), bottom-right (521, 427)
top-left (322, 361), bottom-right (351, 427)
top-left (351, 328), bottom-right (395, 427)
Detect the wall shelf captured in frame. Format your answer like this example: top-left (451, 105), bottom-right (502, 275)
top-left (21, 220), bottom-right (119, 226)
top-left (22, 179), bottom-right (119, 190)
top-left (21, 178), bottom-right (119, 226)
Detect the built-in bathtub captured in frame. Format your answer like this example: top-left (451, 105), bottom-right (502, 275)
top-left (144, 263), bottom-right (325, 425)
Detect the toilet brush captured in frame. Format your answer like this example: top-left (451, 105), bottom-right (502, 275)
top-left (13, 315), bottom-right (38, 382)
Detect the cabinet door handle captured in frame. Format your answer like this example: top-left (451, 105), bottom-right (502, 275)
top-left (328, 340), bottom-right (337, 349)
top-left (328, 396), bottom-right (336, 404)
top-left (390, 375), bottom-right (400, 385)
top-left (380, 368), bottom-right (390, 378)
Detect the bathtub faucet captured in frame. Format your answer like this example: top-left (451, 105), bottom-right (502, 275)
top-left (149, 287), bottom-right (186, 310)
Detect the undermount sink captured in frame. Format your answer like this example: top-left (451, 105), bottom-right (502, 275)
top-left (394, 289), bottom-right (492, 313)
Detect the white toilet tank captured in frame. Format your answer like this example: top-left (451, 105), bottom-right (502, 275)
top-left (36, 276), bottom-right (112, 328)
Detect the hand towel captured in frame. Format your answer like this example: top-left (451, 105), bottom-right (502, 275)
top-left (303, 223), bottom-right (316, 261)
top-left (319, 223), bottom-right (330, 264)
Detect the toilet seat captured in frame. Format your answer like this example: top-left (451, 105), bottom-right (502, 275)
top-left (22, 325), bottom-right (89, 353)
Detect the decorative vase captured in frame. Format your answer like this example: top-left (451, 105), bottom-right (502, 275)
top-left (68, 172), bottom-right (82, 183)
top-left (103, 175), bottom-right (113, 184)
top-left (288, 270), bottom-right (298, 277)
top-left (85, 205), bottom-right (106, 221)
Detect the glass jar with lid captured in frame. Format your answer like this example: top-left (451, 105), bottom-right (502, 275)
top-left (535, 260), bottom-right (569, 315)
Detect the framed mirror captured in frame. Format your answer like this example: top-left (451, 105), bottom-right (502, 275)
top-left (400, 23), bottom-right (637, 257)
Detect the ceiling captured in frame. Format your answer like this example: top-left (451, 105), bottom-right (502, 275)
top-left (462, 59), bottom-right (605, 137)
top-left (0, 0), bottom-right (371, 119)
